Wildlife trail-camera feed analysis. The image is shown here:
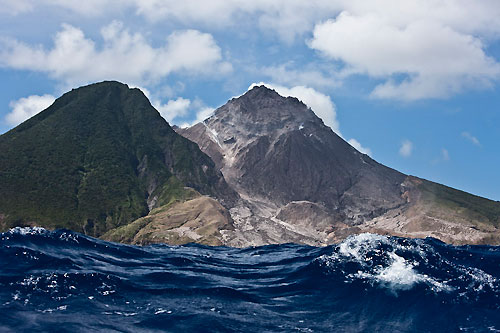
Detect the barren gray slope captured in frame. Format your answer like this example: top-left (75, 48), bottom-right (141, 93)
top-left (178, 86), bottom-right (407, 245)
top-left (178, 85), bottom-right (500, 246)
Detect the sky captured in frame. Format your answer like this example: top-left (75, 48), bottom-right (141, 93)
top-left (0, 0), bottom-right (499, 201)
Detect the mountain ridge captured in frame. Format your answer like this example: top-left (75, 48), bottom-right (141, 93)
top-left (0, 81), bottom-right (236, 237)
top-left (177, 85), bottom-right (500, 246)
top-left (0, 81), bottom-right (499, 246)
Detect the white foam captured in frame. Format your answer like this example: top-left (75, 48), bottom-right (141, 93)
top-left (338, 233), bottom-right (388, 261)
top-left (459, 266), bottom-right (498, 292)
top-left (8, 227), bottom-right (48, 235)
top-left (58, 231), bottom-right (80, 243)
top-left (322, 233), bottom-right (452, 292)
top-left (375, 253), bottom-right (423, 288)
top-left (40, 305), bottom-right (67, 313)
top-left (358, 252), bottom-right (450, 291)
top-left (19, 275), bottom-right (42, 287)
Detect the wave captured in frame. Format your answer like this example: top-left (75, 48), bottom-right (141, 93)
top-left (1, 228), bottom-right (499, 332)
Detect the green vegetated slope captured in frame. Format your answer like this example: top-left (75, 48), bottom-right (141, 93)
top-left (0, 81), bottom-right (230, 236)
top-left (417, 178), bottom-right (500, 228)
top-left (101, 187), bottom-right (234, 246)
top-left (101, 187), bottom-right (200, 244)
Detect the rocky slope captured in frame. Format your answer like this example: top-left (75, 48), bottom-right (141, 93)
top-left (102, 189), bottom-right (234, 246)
top-left (1, 82), bottom-right (498, 246)
top-left (178, 85), bottom-right (500, 245)
top-left (0, 81), bottom-right (236, 237)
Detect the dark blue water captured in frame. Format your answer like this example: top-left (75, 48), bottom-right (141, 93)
top-left (1, 228), bottom-right (499, 332)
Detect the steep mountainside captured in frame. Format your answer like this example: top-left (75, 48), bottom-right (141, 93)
top-left (0, 81), bottom-right (236, 237)
top-left (178, 86), bottom-right (500, 245)
top-left (1, 82), bottom-right (498, 246)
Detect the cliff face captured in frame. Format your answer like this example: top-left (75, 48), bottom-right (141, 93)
top-left (0, 81), bottom-right (236, 237)
top-left (178, 86), bottom-right (500, 246)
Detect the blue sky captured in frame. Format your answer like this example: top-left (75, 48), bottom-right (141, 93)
top-left (0, 1), bottom-right (499, 201)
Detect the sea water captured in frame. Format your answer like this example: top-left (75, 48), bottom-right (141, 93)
top-left (1, 228), bottom-right (499, 332)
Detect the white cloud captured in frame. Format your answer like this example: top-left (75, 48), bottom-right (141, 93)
top-left (131, 0), bottom-right (341, 43)
top-left (260, 63), bottom-right (339, 89)
top-left (4, 1), bottom-right (500, 45)
top-left (0, 21), bottom-right (231, 87)
top-left (178, 107), bottom-right (215, 128)
top-left (130, 1), bottom-right (500, 98)
top-left (0, 0), bottom-right (123, 16)
top-left (149, 94), bottom-right (214, 127)
top-left (5, 94), bottom-right (55, 126)
top-left (126, 1), bottom-right (500, 44)
top-left (3, 1), bottom-right (500, 102)
top-left (441, 148), bottom-right (450, 161)
top-left (399, 140), bottom-right (413, 157)
top-left (309, 9), bottom-right (500, 100)
top-left (348, 138), bottom-right (372, 156)
top-left (0, 0), bottom-right (338, 42)
top-left (130, 83), bottom-right (213, 126)
top-left (461, 131), bottom-right (481, 146)
top-left (0, 0), bottom-right (34, 14)
top-left (155, 97), bottom-right (191, 123)
top-left (45, 0), bottom-right (122, 16)
top-left (193, 107), bottom-right (215, 125)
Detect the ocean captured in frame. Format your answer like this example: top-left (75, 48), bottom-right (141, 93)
top-left (1, 227), bottom-right (499, 332)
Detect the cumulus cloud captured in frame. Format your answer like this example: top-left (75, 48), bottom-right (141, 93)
top-left (461, 131), bottom-right (481, 146)
top-left (0, 0), bottom-right (339, 42)
top-left (6, 1), bottom-right (500, 42)
top-left (0, 21), bottom-right (231, 87)
top-left (0, 0), bottom-right (122, 16)
top-left (260, 63), bottom-right (339, 89)
top-left (193, 107), bottom-right (215, 125)
top-left (309, 9), bottom-right (500, 100)
top-left (155, 97), bottom-right (191, 123)
top-left (399, 140), bottom-right (413, 157)
top-left (178, 107), bottom-right (215, 128)
top-left (348, 138), bottom-right (372, 156)
top-left (4, 1), bottom-right (500, 44)
top-left (130, 0), bottom-right (342, 43)
top-left (0, 0), bottom-right (34, 15)
top-left (4, 1), bottom-right (500, 102)
top-left (5, 94), bottom-right (55, 126)
top-left (150, 96), bottom-right (213, 126)
top-left (128, 84), bottom-right (214, 126)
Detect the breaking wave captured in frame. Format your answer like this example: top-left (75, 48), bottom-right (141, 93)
top-left (1, 228), bottom-right (499, 332)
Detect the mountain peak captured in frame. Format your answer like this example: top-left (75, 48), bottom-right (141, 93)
top-left (178, 85), bottom-right (500, 246)
top-left (62, 81), bottom-right (153, 108)
top-left (0, 81), bottom-right (235, 236)
top-left (239, 85), bottom-right (305, 108)
top-left (244, 85), bottom-right (281, 98)
top-left (67, 81), bottom-right (131, 96)
top-left (210, 85), bottom-right (321, 137)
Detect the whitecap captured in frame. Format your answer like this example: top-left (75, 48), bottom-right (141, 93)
top-left (320, 233), bottom-right (452, 292)
top-left (8, 226), bottom-right (48, 236)
top-left (354, 252), bottom-right (451, 292)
